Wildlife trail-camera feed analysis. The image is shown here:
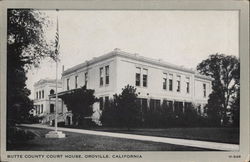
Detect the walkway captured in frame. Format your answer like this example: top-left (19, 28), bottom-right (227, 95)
top-left (20, 124), bottom-right (239, 151)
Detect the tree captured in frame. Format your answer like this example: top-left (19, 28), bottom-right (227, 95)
top-left (100, 98), bottom-right (119, 127)
top-left (116, 85), bottom-right (141, 129)
top-left (231, 88), bottom-right (240, 127)
top-left (197, 54), bottom-right (240, 126)
top-left (60, 86), bottom-right (97, 127)
top-left (7, 9), bottom-right (55, 125)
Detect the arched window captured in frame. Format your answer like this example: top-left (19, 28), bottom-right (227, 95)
top-left (50, 89), bottom-right (55, 95)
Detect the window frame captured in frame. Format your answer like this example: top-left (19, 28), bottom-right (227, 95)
top-left (85, 72), bottom-right (88, 87)
top-left (75, 75), bottom-right (78, 89)
top-left (105, 65), bottom-right (109, 85)
top-left (186, 77), bottom-right (190, 94)
top-left (100, 67), bottom-right (104, 86)
top-left (163, 73), bottom-right (167, 90)
top-left (176, 75), bottom-right (181, 92)
top-left (203, 83), bottom-right (207, 97)
top-left (135, 67), bottom-right (141, 86)
top-left (168, 74), bottom-right (173, 91)
top-left (142, 68), bottom-right (148, 87)
top-left (66, 78), bottom-right (70, 90)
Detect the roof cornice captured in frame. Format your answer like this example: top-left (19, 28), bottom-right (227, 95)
top-left (62, 49), bottom-right (197, 76)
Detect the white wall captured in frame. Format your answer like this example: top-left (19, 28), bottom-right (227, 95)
top-left (33, 82), bottom-right (63, 116)
top-left (62, 57), bottom-right (117, 99)
top-left (116, 56), bottom-right (195, 102)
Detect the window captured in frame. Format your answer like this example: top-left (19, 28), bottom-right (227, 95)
top-left (177, 75), bottom-right (181, 92)
top-left (36, 92), bottom-right (38, 99)
top-left (50, 104), bottom-right (54, 113)
top-left (203, 83), bottom-right (206, 97)
top-left (100, 67), bottom-right (104, 86)
top-left (37, 105), bottom-right (40, 114)
top-left (169, 74), bottom-right (173, 91)
top-left (143, 69), bottom-right (148, 87)
top-left (50, 89), bottom-right (55, 95)
top-left (135, 67), bottom-right (141, 86)
top-left (150, 99), bottom-right (161, 110)
top-left (163, 73), bottom-right (167, 90)
top-left (67, 78), bottom-right (70, 90)
top-left (99, 97), bottom-right (103, 110)
top-left (105, 66), bottom-right (109, 85)
top-left (104, 96), bottom-right (109, 109)
top-left (42, 90), bottom-right (44, 98)
top-left (186, 77), bottom-right (190, 93)
top-left (41, 104), bottom-right (43, 113)
top-left (85, 72), bottom-right (88, 87)
top-left (75, 76), bottom-right (78, 89)
top-left (39, 91), bottom-right (41, 99)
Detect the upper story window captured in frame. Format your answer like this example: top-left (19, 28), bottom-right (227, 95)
top-left (39, 91), bottom-right (41, 99)
top-left (105, 66), bottom-right (109, 85)
top-left (186, 77), bottom-right (190, 93)
top-left (100, 67), bottom-right (104, 86)
top-left (85, 72), bottom-right (88, 87)
top-left (36, 92), bottom-right (38, 99)
top-left (142, 69), bottom-right (148, 87)
top-left (67, 78), bottom-right (70, 90)
top-left (163, 73), bottom-right (167, 90)
top-left (50, 89), bottom-right (55, 95)
top-left (42, 90), bottom-right (44, 98)
top-left (177, 75), bottom-right (181, 92)
top-left (135, 67), bottom-right (141, 86)
top-left (169, 74), bottom-right (173, 91)
top-left (75, 76), bottom-right (78, 89)
top-left (203, 83), bottom-right (206, 97)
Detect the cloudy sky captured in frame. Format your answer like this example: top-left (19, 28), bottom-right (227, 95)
top-left (26, 10), bottom-right (239, 99)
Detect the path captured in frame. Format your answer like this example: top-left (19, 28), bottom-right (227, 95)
top-left (20, 124), bottom-right (239, 151)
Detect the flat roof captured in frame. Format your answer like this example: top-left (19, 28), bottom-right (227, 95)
top-left (62, 48), bottom-right (212, 81)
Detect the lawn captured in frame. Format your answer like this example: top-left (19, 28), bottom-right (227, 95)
top-left (8, 127), bottom-right (214, 151)
top-left (92, 127), bottom-right (239, 144)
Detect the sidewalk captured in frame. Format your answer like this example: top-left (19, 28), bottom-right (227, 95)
top-left (20, 124), bottom-right (239, 151)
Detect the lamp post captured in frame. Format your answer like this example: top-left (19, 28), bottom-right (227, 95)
top-left (45, 9), bottom-right (65, 138)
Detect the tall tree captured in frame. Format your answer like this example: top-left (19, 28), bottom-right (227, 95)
top-left (60, 86), bottom-right (97, 127)
top-left (197, 54), bottom-right (240, 125)
top-left (116, 85), bottom-right (141, 129)
top-left (7, 9), bottom-right (55, 125)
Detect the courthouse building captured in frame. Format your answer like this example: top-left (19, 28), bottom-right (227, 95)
top-left (33, 79), bottom-right (66, 124)
top-left (58, 48), bottom-right (212, 121)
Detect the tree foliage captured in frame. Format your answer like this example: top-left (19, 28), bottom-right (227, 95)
top-left (60, 86), bottom-right (96, 127)
top-left (197, 54), bottom-right (240, 126)
top-left (7, 9), bottom-right (55, 125)
top-left (116, 85), bottom-right (141, 129)
top-left (100, 85), bottom-right (141, 129)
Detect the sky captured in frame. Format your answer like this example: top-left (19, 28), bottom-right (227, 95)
top-left (26, 10), bottom-right (239, 99)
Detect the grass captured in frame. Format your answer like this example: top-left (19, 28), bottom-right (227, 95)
top-left (7, 127), bottom-right (215, 151)
top-left (92, 127), bottom-right (239, 144)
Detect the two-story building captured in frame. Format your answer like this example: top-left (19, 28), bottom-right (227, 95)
top-left (33, 79), bottom-right (65, 124)
top-left (59, 48), bottom-right (212, 123)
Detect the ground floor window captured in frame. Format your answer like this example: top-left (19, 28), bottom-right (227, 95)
top-left (50, 104), bottom-right (54, 113)
top-left (150, 99), bottom-right (161, 111)
top-left (99, 97), bottom-right (104, 110)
